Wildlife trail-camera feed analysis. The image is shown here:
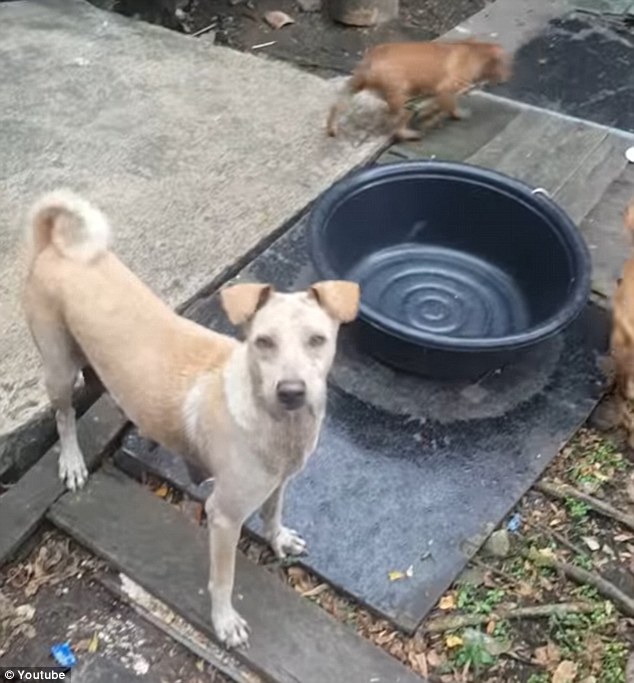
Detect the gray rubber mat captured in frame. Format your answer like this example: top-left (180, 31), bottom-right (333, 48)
top-left (119, 213), bottom-right (607, 632)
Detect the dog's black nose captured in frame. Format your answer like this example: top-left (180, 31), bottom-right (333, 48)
top-left (276, 380), bottom-right (307, 410)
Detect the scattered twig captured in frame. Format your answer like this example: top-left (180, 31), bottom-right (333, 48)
top-left (523, 550), bottom-right (634, 618)
top-left (191, 22), bottom-right (217, 37)
top-left (300, 583), bottom-right (329, 598)
top-left (530, 521), bottom-right (592, 562)
top-left (251, 41), bottom-right (276, 50)
top-left (536, 480), bottom-right (634, 532)
top-left (425, 603), bottom-right (596, 633)
top-left (470, 556), bottom-right (526, 589)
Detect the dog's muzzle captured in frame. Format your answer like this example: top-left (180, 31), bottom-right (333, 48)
top-left (276, 380), bottom-right (307, 411)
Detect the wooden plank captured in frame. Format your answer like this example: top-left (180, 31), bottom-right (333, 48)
top-left (0, 395), bottom-right (126, 565)
top-left (73, 655), bottom-right (160, 683)
top-left (381, 93), bottom-right (521, 163)
top-left (578, 163), bottom-right (634, 299)
top-left (48, 467), bottom-right (423, 683)
top-left (553, 132), bottom-right (630, 225)
top-left (467, 109), bottom-right (607, 189)
top-left (97, 572), bottom-right (260, 683)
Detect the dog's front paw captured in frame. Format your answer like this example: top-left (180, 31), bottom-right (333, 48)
top-left (59, 451), bottom-right (88, 491)
top-left (395, 128), bottom-right (422, 142)
top-left (452, 107), bottom-right (471, 121)
top-left (212, 607), bottom-right (250, 649)
top-left (74, 370), bottom-right (86, 391)
top-left (270, 526), bottom-right (307, 559)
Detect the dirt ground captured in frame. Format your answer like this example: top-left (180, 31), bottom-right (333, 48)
top-left (101, 0), bottom-right (489, 77)
top-left (0, 530), bottom-right (229, 682)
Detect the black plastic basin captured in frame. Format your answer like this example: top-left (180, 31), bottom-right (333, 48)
top-left (308, 161), bottom-right (591, 380)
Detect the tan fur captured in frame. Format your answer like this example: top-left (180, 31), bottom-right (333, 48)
top-left (220, 283), bottom-right (274, 325)
top-left (611, 200), bottom-right (634, 447)
top-left (327, 40), bottom-right (512, 141)
top-left (22, 190), bottom-right (360, 648)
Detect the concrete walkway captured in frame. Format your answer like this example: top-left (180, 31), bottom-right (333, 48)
top-left (0, 0), bottom-right (385, 472)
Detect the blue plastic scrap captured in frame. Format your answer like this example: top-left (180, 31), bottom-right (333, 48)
top-left (51, 641), bottom-right (77, 668)
top-left (506, 512), bottom-right (522, 534)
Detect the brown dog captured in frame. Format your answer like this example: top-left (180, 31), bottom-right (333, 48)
top-left (611, 200), bottom-right (634, 446)
top-left (22, 190), bottom-right (360, 648)
top-left (326, 40), bottom-right (511, 141)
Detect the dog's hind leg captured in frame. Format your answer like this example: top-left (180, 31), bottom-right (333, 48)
top-left (27, 309), bottom-right (88, 490)
top-left (260, 481), bottom-right (307, 559)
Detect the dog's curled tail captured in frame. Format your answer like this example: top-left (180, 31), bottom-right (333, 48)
top-left (27, 190), bottom-right (111, 263)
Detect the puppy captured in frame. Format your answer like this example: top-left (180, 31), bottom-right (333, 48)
top-left (22, 190), bottom-right (360, 647)
top-left (611, 200), bottom-right (634, 447)
top-left (327, 39), bottom-right (511, 141)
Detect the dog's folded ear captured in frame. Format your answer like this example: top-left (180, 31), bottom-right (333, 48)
top-left (309, 280), bottom-right (361, 323)
top-left (220, 283), bottom-right (274, 325)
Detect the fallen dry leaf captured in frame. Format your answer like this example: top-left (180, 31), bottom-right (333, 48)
top-left (287, 566), bottom-right (306, 581)
top-left (154, 484), bottom-right (169, 499)
top-left (534, 641), bottom-right (561, 668)
top-left (0, 593), bottom-right (37, 658)
top-left (582, 537), bottom-right (600, 552)
top-left (88, 632), bottom-right (99, 654)
top-left (445, 634), bottom-right (463, 649)
top-left (426, 649), bottom-right (443, 668)
top-left (439, 594), bottom-right (456, 611)
top-left (263, 10), bottom-right (294, 29)
top-left (408, 652), bottom-right (428, 677)
top-left (553, 660), bottom-right (578, 683)
top-left (301, 583), bottom-right (329, 598)
top-left (389, 570), bottom-right (409, 581)
top-left (517, 581), bottom-right (536, 597)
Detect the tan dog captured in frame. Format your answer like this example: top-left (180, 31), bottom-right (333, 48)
top-left (611, 200), bottom-right (634, 447)
top-left (327, 40), bottom-right (511, 141)
top-left (22, 190), bottom-right (360, 648)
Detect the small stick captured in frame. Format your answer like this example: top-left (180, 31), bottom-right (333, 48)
top-left (536, 480), bottom-right (634, 532)
top-left (530, 521), bottom-right (592, 562)
top-left (191, 22), bottom-right (217, 37)
top-left (252, 41), bottom-right (276, 50)
top-left (470, 556), bottom-right (525, 588)
top-left (425, 602), bottom-right (596, 633)
top-left (523, 550), bottom-right (634, 618)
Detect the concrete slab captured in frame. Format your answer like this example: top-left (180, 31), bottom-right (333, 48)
top-left (442, 0), bottom-right (572, 53)
top-left (0, 0), bottom-right (385, 472)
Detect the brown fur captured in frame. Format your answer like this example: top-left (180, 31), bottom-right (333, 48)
top-left (22, 190), bottom-right (361, 648)
top-left (611, 200), bottom-right (634, 447)
top-left (326, 40), bottom-right (512, 141)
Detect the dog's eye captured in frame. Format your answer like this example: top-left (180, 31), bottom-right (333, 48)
top-left (308, 334), bottom-right (327, 348)
top-left (255, 335), bottom-right (275, 351)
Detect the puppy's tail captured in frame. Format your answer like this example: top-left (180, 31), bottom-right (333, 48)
top-left (27, 190), bottom-right (111, 263)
